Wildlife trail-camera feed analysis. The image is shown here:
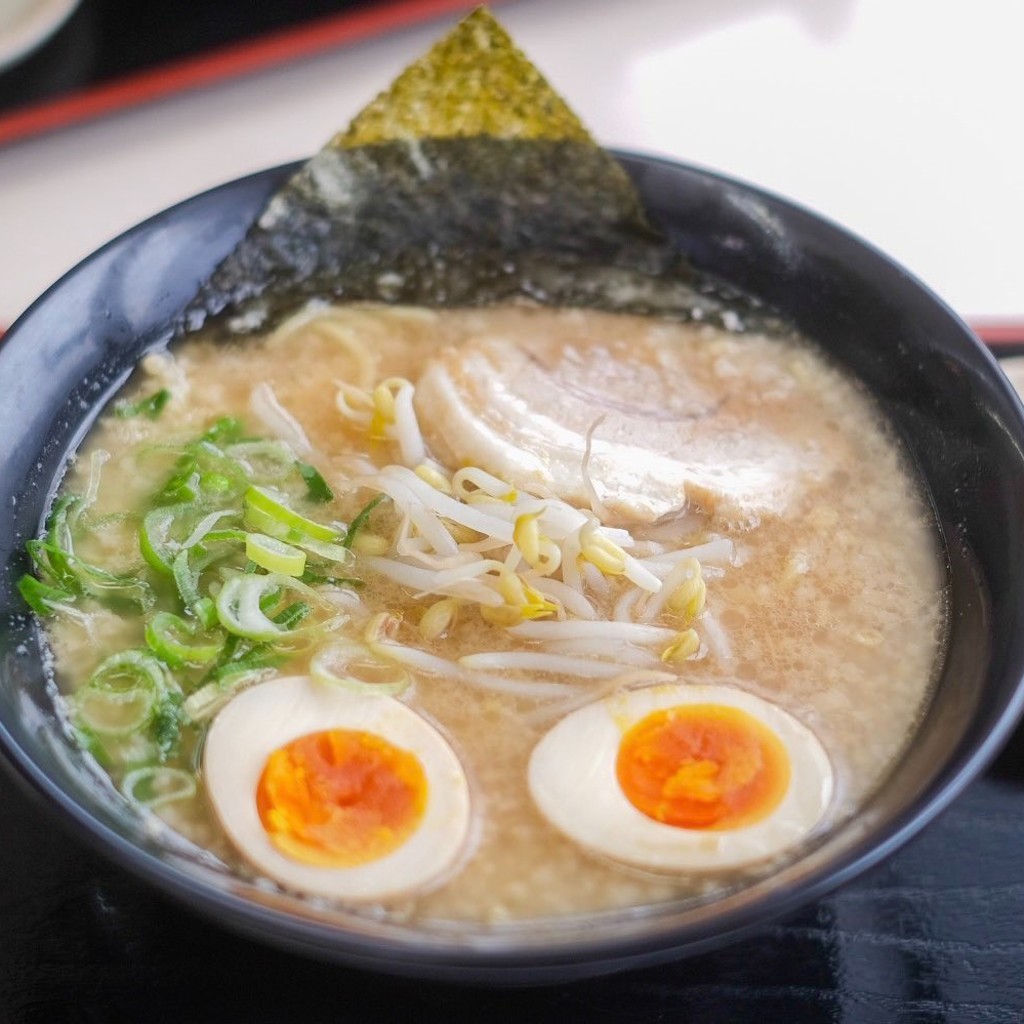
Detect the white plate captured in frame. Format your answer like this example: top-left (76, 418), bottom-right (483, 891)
top-left (0, 0), bottom-right (80, 73)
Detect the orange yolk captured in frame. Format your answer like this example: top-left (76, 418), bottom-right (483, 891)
top-left (616, 704), bottom-right (791, 830)
top-left (256, 728), bottom-right (427, 867)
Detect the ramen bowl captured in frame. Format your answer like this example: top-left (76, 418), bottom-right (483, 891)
top-left (1, 153), bottom-right (1023, 983)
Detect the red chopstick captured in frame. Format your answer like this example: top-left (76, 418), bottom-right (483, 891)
top-left (971, 323), bottom-right (1024, 349)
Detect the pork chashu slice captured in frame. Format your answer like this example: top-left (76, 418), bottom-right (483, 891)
top-left (413, 308), bottom-right (837, 526)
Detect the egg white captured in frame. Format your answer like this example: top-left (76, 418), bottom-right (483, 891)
top-left (528, 683), bottom-right (834, 872)
top-left (203, 675), bottom-right (471, 901)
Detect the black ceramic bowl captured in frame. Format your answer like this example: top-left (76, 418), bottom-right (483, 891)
top-left (2, 154), bottom-right (1024, 984)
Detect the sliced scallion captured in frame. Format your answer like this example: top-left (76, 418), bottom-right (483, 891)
top-left (183, 667), bottom-right (273, 722)
top-left (171, 548), bottom-right (203, 610)
top-left (199, 416), bottom-right (245, 445)
top-left (121, 765), bottom-right (196, 807)
top-left (140, 504), bottom-right (192, 576)
top-left (179, 510), bottom-right (238, 550)
top-left (343, 494), bottom-right (388, 549)
top-left (270, 600), bottom-right (312, 631)
top-left (215, 573), bottom-right (323, 642)
top-left (60, 550), bottom-right (154, 610)
top-left (290, 535), bottom-right (352, 565)
top-left (192, 596), bottom-right (219, 631)
top-left (202, 528), bottom-right (248, 545)
top-left (245, 533), bottom-right (306, 577)
top-left (17, 574), bottom-right (74, 615)
top-left (114, 388), bottom-right (171, 420)
top-left (151, 693), bottom-right (185, 760)
top-left (211, 653), bottom-right (285, 685)
top-left (157, 462), bottom-right (202, 504)
top-left (172, 545), bottom-right (241, 618)
top-left (298, 462), bottom-right (334, 502)
top-left (310, 641), bottom-right (411, 696)
top-left (76, 686), bottom-right (156, 737)
top-left (225, 441), bottom-right (296, 480)
top-left (145, 611), bottom-right (225, 668)
top-left (74, 650), bottom-right (168, 737)
top-left (244, 485), bottom-right (338, 543)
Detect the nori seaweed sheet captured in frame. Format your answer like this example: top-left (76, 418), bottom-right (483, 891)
top-left (333, 8), bottom-right (594, 147)
top-left (181, 9), bottom-right (748, 338)
top-left (183, 138), bottom-right (719, 335)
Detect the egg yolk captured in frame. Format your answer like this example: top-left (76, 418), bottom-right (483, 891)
top-left (256, 728), bottom-right (428, 867)
top-left (616, 704), bottom-right (791, 830)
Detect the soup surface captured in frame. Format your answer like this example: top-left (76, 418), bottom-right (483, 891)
top-left (42, 303), bottom-right (945, 922)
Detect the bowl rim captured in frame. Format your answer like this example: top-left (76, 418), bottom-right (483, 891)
top-left (2, 150), bottom-right (1024, 982)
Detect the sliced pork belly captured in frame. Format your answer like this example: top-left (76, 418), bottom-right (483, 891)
top-left (413, 309), bottom-right (840, 526)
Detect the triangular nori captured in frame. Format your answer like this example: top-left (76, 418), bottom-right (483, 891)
top-left (335, 7), bottom-right (593, 146)
top-left (184, 8), bottom-right (721, 336)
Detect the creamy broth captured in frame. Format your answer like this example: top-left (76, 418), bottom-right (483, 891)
top-left (45, 304), bottom-right (945, 922)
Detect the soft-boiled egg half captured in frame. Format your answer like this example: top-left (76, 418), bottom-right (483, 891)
top-left (204, 675), bottom-right (471, 901)
top-left (528, 683), bottom-right (833, 872)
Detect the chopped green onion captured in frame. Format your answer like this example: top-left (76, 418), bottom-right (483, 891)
top-left (121, 766), bottom-right (196, 807)
top-left (90, 649), bottom-right (171, 693)
top-left (182, 683), bottom-right (235, 723)
top-left (245, 533), bottom-right (307, 577)
top-left (114, 388), bottom-right (171, 420)
top-left (145, 611), bottom-right (225, 668)
top-left (291, 535), bottom-right (352, 565)
top-left (197, 602), bottom-right (312, 696)
top-left (76, 686), bottom-right (155, 738)
top-left (183, 665), bottom-right (275, 722)
top-left (140, 504), bottom-right (191, 576)
top-left (182, 684), bottom-right (228, 723)
top-left (200, 417), bottom-right (245, 445)
top-left (17, 574), bottom-right (74, 615)
top-left (242, 500), bottom-right (288, 538)
top-left (179, 510), bottom-right (238, 550)
top-left (193, 596), bottom-right (219, 631)
top-left (215, 573), bottom-right (324, 642)
top-left (157, 441), bottom-right (248, 505)
top-left (27, 412), bottom-right (369, 770)
top-left (199, 472), bottom-right (233, 495)
top-left (74, 650), bottom-right (168, 737)
top-left (38, 499), bottom-right (153, 606)
top-left (27, 539), bottom-right (73, 593)
top-left (270, 600), bottom-right (312, 631)
top-left (151, 693), bottom-right (185, 760)
top-left (242, 509), bottom-right (350, 565)
top-left (343, 494), bottom-right (388, 549)
top-left (310, 641), bottom-right (411, 696)
top-left (171, 548), bottom-right (203, 611)
top-left (27, 495), bottom-right (83, 592)
top-left (202, 528), bottom-right (248, 545)
top-left (60, 549), bottom-right (154, 610)
top-left (244, 485), bottom-right (338, 543)
top-left (211, 649), bottom-right (286, 684)
top-left (298, 462), bottom-right (334, 502)
top-left (300, 568), bottom-right (362, 587)
top-left (172, 545), bottom-right (242, 618)
top-left (225, 441), bottom-right (296, 481)
top-left (157, 462), bottom-right (202, 505)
